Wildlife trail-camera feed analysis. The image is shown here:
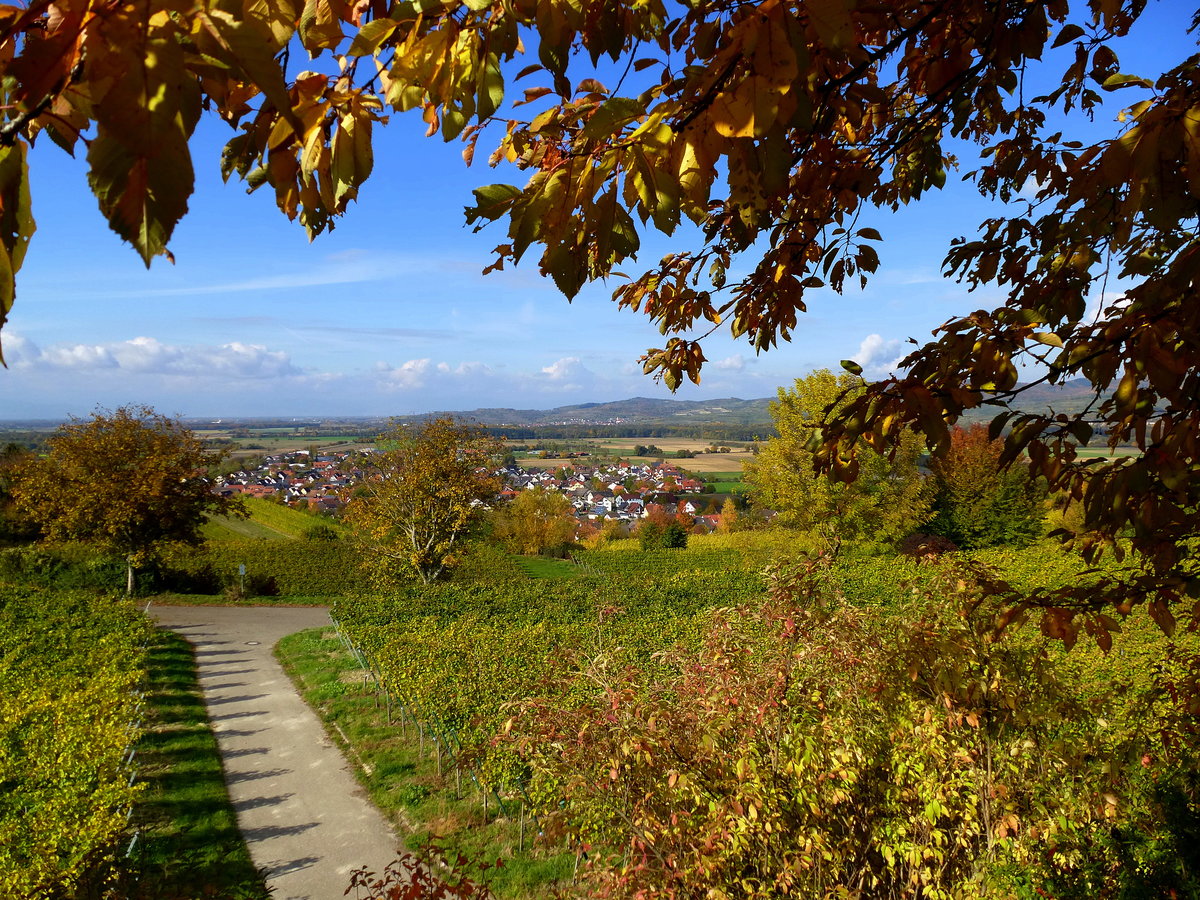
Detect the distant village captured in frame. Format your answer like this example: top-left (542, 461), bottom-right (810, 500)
top-left (214, 449), bottom-right (733, 534)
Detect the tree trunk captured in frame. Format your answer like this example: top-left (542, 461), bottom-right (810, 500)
top-left (126, 560), bottom-right (135, 596)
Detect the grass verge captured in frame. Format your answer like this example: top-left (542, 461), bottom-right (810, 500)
top-left (511, 555), bottom-right (579, 580)
top-left (276, 627), bottom-right (573, 898)
top-left (123, 629), bottom-right (269, 899)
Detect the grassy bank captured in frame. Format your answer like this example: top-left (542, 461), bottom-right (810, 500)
top-left (125, 630), bottom-right (269, 899)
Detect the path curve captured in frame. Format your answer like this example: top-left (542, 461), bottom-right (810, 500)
top-left (149, 605), bottom-right (401, 900)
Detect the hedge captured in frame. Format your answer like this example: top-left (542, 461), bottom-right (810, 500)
top-left (164, 540), bottom-right (369, 597)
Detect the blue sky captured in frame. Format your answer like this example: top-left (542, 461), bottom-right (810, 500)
top-left (2, 4), bottom-right (1192, 419)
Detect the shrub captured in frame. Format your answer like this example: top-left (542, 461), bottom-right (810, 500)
top-left (303, 523), bottom-right (341, 542)
top-left (638, 522), bottom-right (688, 550)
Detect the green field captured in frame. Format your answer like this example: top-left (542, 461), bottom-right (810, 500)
top-left (201, 496), bottom-right (347, 541)
top-left (1074, 446), bottom-right (1141, 458)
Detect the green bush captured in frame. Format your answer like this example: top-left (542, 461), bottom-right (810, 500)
top-left (638, 522), bottom-right (688, 550)
top-left (302, 523), bottom-right (341, 542)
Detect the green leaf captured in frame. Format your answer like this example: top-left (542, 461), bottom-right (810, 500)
top-left (476, 54), bottom-right (505, 121)
top-left (86, 15), bottom-right (196, 266)
top-left (1101, 73), bottom-right (1153, 91)
top-left (840, 359), bottom-right (863, 375)
top-left (1068, 420), bottom-right (1093, 445)
top-left (1052, 23), bottom-right (1085, 48)
top-left (581, 97), bottom-right (643, 140)
top-left (543, 239), bottom-right (587, 298)
top-left (200, 10), bottom-right (306, 138)
top-left (465, 183), bottom-right (521, 226)
top-left (299, 0), bottom-right (346, 54)
top-left (1031, 331), bottom-right (1064, 348)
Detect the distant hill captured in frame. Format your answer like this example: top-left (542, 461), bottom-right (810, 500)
top-left (959, 377), bottom-right (1103, 425)
top-left (0, 381), bottom-right (1106, 438)
top-left (432, 396), bottom-right (777, 427)
top-left (441, 380), bottom-right (1102, 429)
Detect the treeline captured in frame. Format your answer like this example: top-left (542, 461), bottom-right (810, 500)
top-left (482, 423), bottom-right (772, 442)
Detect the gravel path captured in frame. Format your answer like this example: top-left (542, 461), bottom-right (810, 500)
top-left (149, 605), bottom-right (401, 900)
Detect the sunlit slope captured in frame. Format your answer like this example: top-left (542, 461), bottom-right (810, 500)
top-left (202, 497), bottom-right (347, 541)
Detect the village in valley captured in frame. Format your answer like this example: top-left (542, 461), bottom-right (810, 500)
top-left (214, 446), bottom-right (749, 537)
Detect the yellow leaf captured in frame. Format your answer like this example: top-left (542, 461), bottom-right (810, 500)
top-left (711, 76), bottom-right (781, 139)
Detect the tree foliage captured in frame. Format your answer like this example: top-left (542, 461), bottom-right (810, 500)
top-left (345, 417), bottom-right (501, 584)
top-left (0, 442), bottom-right (36, 545)
top-left (10, 405), bottom-right (235, 592)
top-left (492, 485), bottom-right (576, 555)
top-left (638, 520), bottom-right (687, 550)
top-left (745, 369), bottom-right (933, 556)
top-left (928, 424), bottom-right (1046, 550)
top-left (0, 0), bottom-right (1195, 626)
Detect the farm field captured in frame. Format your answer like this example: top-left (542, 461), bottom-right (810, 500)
top-left (692, 471), bottom-right (749, 493)
top-left (513, 436), bottom-right (755, 473)
top-left (192, 428), bottom-right (378, 456)
top-left (1074, 446), bottom-right (1142, 458)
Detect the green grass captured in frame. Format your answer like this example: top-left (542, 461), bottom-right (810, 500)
top-left (1074, 446), bottom-right (1141, 458)
top-left (511, 556), bottom-right (579, 580)
top-left (239, 498), bottom-right (348, 538)
top-left (708, 482), bottom-right (749, 495)
top-left (201, 515), bottom-right (288, 541)
top-left (124, 630), bottom-right (269, 898)
top-left (203, 498), bottom-right (347, 542)
top-left (276, 628), bottom-right (573, 898)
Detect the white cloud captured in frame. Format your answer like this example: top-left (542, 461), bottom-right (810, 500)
top-left (714, 354), bottom-right (746, 372)
top-left (375, 355), bottom-right (606, 399)
top-left (9, 335), bottom-right (300, 378)
top-left (376, 359), bottom-right (497, 391)
top-left (541, 357), bottom-right (584, 380)
top-left (40, 344), bottom-right (119, 369)
top-left (379, 358), bottom-right (435, 389)
top-left (452, 361), bottom-right (493, 378)
top-left (1, 333), bottom-right (41, 367)
top-left (538, 357), bottom-right (596, 391)
top-left (1084, 290), bottom-right (1130, 327)
top-left (854, 333), bottom-right (906, 378)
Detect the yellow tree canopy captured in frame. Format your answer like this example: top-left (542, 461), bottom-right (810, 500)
top-left (745, 369), bottom-right (934, 556)
top-left (344, 416), bottom-right (501, 584)
top-left (493, 485), bottom-right (576, 555)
